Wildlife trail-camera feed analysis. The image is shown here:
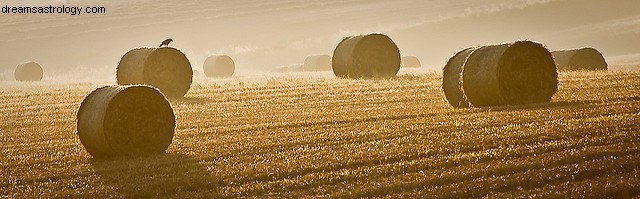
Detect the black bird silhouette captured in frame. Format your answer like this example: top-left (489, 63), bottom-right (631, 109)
top-left (159, 38), bottom-right (173, 47)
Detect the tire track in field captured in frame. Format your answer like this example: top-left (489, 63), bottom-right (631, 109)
top-left (214, 117), bottom-right (639, 195)
top-left (391, 155), bottom-right (640, 198)
top-left (220, 107), bottom-right (636, 191)
top-left (507, 169), bottom-right (640, 197)
top-left (331, 145), bottom-right (640, 198)
top-left (177, 101), bottom-right (638, 164)
top-left (5, 103), bottom-right (632, 192)
top-left (226, 137), bottom-right (639, 197)
top-left (409, 152), bottom-right (640, 198)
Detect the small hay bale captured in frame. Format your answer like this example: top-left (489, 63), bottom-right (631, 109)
top-left (273, 66), bottom-right (290, 73)
top-left (552, 48), bottom-right (607, 71)
top-left (116, 47), bottom-right (193, 98)
top-left (442, 48), bottom-right (475, 108)
top-left (332, 33), bottom-right (400, 78)
top-left (462, 41), bottom-right (558, 107)
top-left (203, 55), bottom-right (235, 77)
top-left (303, 55), bottom-right (332, 71)
top-left (15, 61), bottom-right (43, 81)
top-left (288, 64), bottom-right (304, 72)
top-left (401, 56), bottom-right (422, 68)
top-left (76, 85), bottom-right (175, 158)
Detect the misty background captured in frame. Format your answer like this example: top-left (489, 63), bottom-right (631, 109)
top-left (1, 0), bottom-right (639, 82)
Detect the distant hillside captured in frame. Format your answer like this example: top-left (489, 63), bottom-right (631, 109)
top-left (1, 0), bottom-right (639, 81)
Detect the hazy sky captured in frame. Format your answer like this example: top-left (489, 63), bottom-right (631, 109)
top-left (1, 0), bottom-right (639, 81)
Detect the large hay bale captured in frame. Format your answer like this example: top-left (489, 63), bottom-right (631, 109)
top-left (116, 47), bottom-right (192, 98)
top-left (462, 41), bottom-right (558, 107)
top-left (552, 48), bottom-right (607, 71)
top-left (203, 55), bottom-right (235, 77)
top-left (332, 33), bottom-right (400, 78)
top-left (303, 55), bottom-right (332, 71)
top-left (77, 85), bottom-right (175, 158)
top-left (442, 48), bottom-right (475, 108)
top-left (14, 61), bottom-right (43, 81)
top-left (401, 56), bottom-right (421, 68)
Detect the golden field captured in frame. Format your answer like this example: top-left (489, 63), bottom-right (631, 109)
top-left (1, 70), bottom-right (639, 198)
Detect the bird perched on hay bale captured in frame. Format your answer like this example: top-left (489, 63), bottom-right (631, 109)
top-left (116, 47), bottom-right (193, 98)
top-left (160, 38), bottom-right (173, 47)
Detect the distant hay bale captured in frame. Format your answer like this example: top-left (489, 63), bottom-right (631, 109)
top-left (332, 33), bottom-right (400, 78)
top-left (442, 48), bottom-right (475, 108)
top-left (401, 56), bottom-right (421, 68)
top-left (288, 64), bottom-right (304, 72)
top-left (272, 64), bottom-right (305, 73)
top-left (14, 61), bottom-right (43, 81)
top-left (273, 66), bottom-right (290, 73)
top-left (552, 48), bottom-right (607, 71)
top-left (116, 47), bottom-right (193, 98)
top-left (203, 55), bottom-right (235, 77)
top-left (462, 41), bottom-right (558, 107)
top-left (76, 85), bottom-right (175, 158)
top-left (303, 55), bottom-right (332, 71)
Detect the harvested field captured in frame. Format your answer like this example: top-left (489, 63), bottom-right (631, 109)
top-left (1, 71), bottom-right (640, 198)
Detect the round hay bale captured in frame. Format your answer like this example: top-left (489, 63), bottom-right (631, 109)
top-left (273, 66), bottom-right (290, 73)
top-left (462, 41), bottom-right (558, 107)
top-left (401, 56), bottom-right (421, 68)
top-left (203, 55), bottom-right (235, 77)
top-left (552, 48), bottom-right (607, 71)
top-left (303, 55), bottom-right (332, 71)
top-left (116, 47), bottom-right (192, 98)
top-left (288, 64), bottom-right (304, 72)
top-left (14, 61), bottom-right (43, 81)
top-left (442, 48), bottom-right (475, 108)
top-left (332, 33), bottom-right (400, 78)
top-left (76, 85), bottom-right (175, 158)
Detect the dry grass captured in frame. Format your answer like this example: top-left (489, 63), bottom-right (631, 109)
top-left (1, 71), bottom-right (639, 198)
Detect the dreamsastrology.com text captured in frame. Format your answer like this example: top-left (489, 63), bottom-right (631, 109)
top-left (2, 5), bottom-right (105, 15)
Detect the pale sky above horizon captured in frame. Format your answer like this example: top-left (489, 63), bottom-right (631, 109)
top-left (1, 0), bottom-right (639, 81)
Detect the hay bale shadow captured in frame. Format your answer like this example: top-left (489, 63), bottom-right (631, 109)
top-left (483, 96), bottom-right (640, 112)
top-left (91, 154), bottom-right (224, 198)
top-left (482, 100), bottom-right (592, 112)
top-left (393, 74), bottom-right (425, 81)
top-left (334, 74), bottom-right (423, 81)
top-left (169, 97), bottom-right (208, 105)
